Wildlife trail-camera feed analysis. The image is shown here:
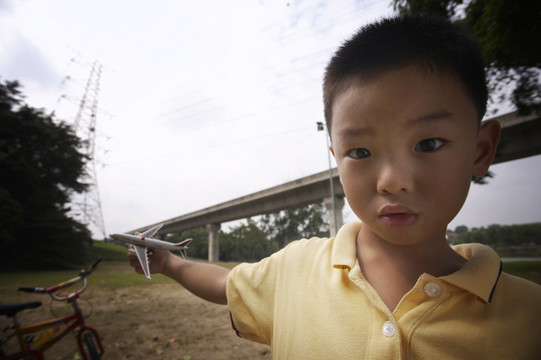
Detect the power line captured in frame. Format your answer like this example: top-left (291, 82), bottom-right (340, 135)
top-left (149, 1), bottom-right (389, 132)
top-left (107, 124), bottom-right (314, 165)
top-left (146, 1), bottom-right (384, 113)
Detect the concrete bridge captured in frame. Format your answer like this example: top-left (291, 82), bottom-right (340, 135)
top-left (130, 110), bottom-right (541, 261)
top-left (132, 167), bottom-right (344, 261)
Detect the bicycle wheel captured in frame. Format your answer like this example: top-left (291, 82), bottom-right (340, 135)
top-left (81, 332), bottom-right (100, 360)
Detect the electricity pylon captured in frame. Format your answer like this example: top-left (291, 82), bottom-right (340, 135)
top-left (70, 61), bottom-right (107, 240)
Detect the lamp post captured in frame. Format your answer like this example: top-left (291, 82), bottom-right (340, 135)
top-left (317, 121), bottom-right (338, 237)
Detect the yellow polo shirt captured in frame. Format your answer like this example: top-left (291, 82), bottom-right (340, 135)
top-left (227, 221), bottom-right (541, 359)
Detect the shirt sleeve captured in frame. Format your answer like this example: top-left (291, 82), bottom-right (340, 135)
top-left (226, 247), bottom-right (284, 345)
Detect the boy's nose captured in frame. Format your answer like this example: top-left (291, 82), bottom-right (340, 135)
top-left (376, 159), bottom-right (414, 195)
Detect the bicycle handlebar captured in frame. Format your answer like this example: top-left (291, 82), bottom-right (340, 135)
top-left (18, 258), bottom-right (102, 301)
top-left (81, 258), bottom-right (102, 277)
top-left (18, 286), bottom-right (47, 293)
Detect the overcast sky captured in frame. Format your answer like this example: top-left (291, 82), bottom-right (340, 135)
top-left (1, 0), bottom-right (540, 238)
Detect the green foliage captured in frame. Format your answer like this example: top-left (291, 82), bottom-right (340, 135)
top-left (0, 79), bottom-right (91, 269)
top-left (259, 203), bottom-right (330, 248)
top-left (169, 227), bottom-right (210, 259)
top-left (392, 0), bottom-right (541, 115)
top-left (455, 223), bottom-right (541, 250)
top-left (86, 241), bottom-right (129, 262)
top-left (183, 203), bottom-right (329, 262)
top-left (219, 218), bottom-right (279, 262)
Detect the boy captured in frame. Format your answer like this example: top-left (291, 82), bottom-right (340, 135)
top-left (129, 15), bottom-right (541, 358)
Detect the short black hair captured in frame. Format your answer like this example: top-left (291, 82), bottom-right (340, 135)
top-left (323, 14), bottom-right (487, 131)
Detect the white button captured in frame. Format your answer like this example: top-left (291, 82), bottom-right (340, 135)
top-left (382, 321), bottom-right (395, 337)
top-left (424, 282), bottom-right (442, 297)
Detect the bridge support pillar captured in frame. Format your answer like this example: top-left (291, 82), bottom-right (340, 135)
top-left (207, 223), bottom-right (221, 262)
top-left (324, 196), bottom-right (344, 238)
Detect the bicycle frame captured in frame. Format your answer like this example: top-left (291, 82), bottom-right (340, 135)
top-left (1, 259), bottom-right (104, 360)
top-left (3, 304), bottom-right (102, 360)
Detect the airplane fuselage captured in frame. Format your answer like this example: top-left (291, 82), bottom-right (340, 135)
top-left (110, 233), bottom-right (189, 251)
top-left (110, 224), bottom-right (191, 279)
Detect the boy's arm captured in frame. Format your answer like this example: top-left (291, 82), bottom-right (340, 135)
top-left (128, 249), bottom-right (229, 305)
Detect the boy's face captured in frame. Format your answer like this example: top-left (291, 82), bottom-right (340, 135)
top-left (329, 66), bottom-right (496, 246)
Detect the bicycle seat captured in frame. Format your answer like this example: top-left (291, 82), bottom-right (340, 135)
top-left (0, 301), bottom-right (42, 317)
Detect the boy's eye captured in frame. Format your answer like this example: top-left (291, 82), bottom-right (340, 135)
top-left (415, 138), bottom-right (446, 152)
top-left (346, 148), bottom-right (371, 159)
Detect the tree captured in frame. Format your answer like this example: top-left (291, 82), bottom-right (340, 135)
top-left (454, 225), bottom-right (469, 234)
top-left (220, 218), bottom-right (278, 262)
top-left (259, 203), bottom-right (329, 248)
top-left (455, 223), bottom-right (541, 248)
top-left (0, 79), bottom-right (91, 269)
top-left (176, 203), bottom-right (330, 262)
top-left (169, 227), bottom-right (209, 259)
top-left (393, 0), bottom-right (541, 115)
top-left (173, 203), bottom-right (331, 262)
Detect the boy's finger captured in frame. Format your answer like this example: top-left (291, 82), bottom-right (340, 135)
top-left (129, 260), bottom-right (141, 270)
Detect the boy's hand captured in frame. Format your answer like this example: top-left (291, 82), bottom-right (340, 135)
top-left (127, 246), bottom-right (172, 275)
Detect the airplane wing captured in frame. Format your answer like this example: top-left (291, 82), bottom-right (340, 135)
top-left (133, 244), bottom-right (151, 279)
top-left (140, 224), bottom-right (163, 238)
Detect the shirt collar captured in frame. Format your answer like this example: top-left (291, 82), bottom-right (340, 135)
top-left (331, 222), bottom-right (503, 303)
top-left (441, 243), bottom-right (502, 303)
top-left (331, 221), bottom-right (362, 270)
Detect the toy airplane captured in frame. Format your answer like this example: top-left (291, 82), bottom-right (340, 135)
top-left (110, 224), bottom-right (192, 279)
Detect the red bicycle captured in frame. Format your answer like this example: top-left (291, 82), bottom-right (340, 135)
top-left (0, 259), bottom-right (104, 360)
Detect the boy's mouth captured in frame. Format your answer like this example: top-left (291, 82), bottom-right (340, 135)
top-left (378, 204), bottom-right (418, 227)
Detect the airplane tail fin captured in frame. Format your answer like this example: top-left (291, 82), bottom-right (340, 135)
top-left (175, 238), bottom-right (192, 259)
top-left (174, 238), bottom-right (193, 247)
top-left (179, 249), bottom-right (188, 259)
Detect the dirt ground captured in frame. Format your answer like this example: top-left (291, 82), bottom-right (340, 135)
top-left (1, 283), bottom-right (272, 360)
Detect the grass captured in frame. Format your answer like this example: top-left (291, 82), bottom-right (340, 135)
top-left (0, 269), bottom-right (78, 290)
top-left (0, 265), bottom-right (174, 298)
top-left (496, 245), bottom-right (541, 257)
top-left (87, 240), bottom-right (130, 261)
top-left (0, 256), bottom-right (242, 298)
top-left (502, 260), bottom-right (541, 284)
top-left (93, 267), bottom-right (172, 289)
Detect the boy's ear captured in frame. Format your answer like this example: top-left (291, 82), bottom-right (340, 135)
top-left (329, 145), bottom-right (335, 157)
top-left (472, 119), bottom-right (501, 177)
